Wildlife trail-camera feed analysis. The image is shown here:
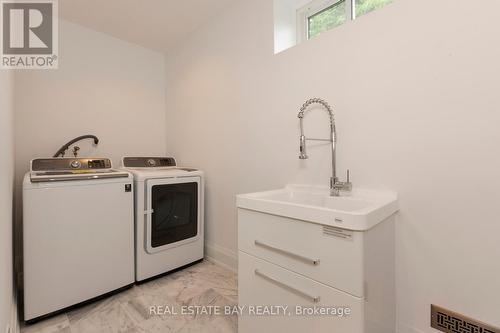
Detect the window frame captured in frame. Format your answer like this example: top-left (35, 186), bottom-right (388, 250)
top-left (297, 0), bottom-right (356, 42)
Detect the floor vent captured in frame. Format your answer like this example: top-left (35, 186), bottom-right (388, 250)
top-left (431, 304), bottom-right (499, 333)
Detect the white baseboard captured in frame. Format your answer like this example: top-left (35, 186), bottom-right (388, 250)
top-left (205, 242), bottom-right (238, 273)
top-left (398, 323), bottom-right (425, 333)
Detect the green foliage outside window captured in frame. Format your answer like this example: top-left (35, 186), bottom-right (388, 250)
top-left (307, 0), bottom-right (393, 39)
top-left (308, 1), bottom-right (346, 39)
top-left (356, 0), bottom-right (393, 17)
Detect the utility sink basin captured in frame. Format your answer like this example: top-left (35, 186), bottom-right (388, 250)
top-left (237, 185), bottom-right (398, 231)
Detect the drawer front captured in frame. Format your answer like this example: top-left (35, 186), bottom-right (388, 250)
top-left (238, 208), bottom-right (364, 297)
top-left (238, 251), bottom-right (364, 333)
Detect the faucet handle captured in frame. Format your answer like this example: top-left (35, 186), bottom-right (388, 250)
top-left (72, 146), bottom-right (80, 157)
top-left (344, 169), bottom-right (352, 192)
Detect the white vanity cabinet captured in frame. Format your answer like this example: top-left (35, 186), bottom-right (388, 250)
top-left (237, 206), bottom-right (396, 333)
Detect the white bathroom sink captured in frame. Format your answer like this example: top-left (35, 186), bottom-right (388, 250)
top-left (237, 185), bottom-right (398, 231)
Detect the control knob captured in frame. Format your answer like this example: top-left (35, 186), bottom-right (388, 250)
top-left (70, 160), bottom-right (81, 169)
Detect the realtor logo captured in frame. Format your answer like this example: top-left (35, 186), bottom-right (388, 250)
top-left (1, 0), bottom-right (58, 69)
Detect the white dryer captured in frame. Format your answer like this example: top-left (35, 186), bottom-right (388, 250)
top-left (122, 157), bottom-right (204, 282)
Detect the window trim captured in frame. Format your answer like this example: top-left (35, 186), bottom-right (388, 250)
top-left (297, 0), bottom-right (356, 42)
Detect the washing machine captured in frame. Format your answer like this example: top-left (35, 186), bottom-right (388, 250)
top-left (23, 158), bottom-right (135, 321)
top-left (121, 157), bottom-right (204, 282)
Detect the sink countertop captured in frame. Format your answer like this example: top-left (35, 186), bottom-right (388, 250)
top-left (237, 184), bottom-right (398, 231)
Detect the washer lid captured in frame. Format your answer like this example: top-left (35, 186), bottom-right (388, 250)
top-left (30, 169), bottom-right (130, 183)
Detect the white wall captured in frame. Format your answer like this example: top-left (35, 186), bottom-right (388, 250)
top-left (15, 20), bottom-right (167, 169)
top-left (1, 71), bottom-right (16, 332)
top-left (164, 0), bottom-right (500, 331)
top-left (13, 20), bottom-right (167, 300)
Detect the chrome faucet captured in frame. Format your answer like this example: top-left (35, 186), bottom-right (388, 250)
top-left (298, 98), bottom-right (352, 196)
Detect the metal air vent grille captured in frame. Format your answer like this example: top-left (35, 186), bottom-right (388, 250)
top-left (431, 305), bottom-right (499, 333)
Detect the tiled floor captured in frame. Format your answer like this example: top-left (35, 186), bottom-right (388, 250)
top-left (22, 260), bottom-right (238, 333)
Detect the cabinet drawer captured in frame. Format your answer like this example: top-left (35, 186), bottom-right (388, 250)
top-left (238, 251), bottom-right (364, 333)
top-left (238, 208), bottom-right (364, 297)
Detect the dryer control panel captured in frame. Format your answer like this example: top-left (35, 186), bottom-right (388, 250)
top-left (122, 157), bottom-right (177, 168)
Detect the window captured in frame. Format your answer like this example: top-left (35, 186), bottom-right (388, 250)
top-left (355, 0), bottom-right (393, 18)
top-left (297, 0), bottom-right (393, 41)
top-left (308, 1), bottom-right (347, 39)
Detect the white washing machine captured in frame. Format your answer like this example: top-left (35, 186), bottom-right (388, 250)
top-left (23, 158), bottom-right (135, 321)
top-left (121, 157), bottom-right (204, 282)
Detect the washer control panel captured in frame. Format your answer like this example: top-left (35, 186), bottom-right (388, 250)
top-left (87, 159), bottom-right (110, 169)
top-left (32, 158), bottom-right (113, 171)
top-left (123, 157), bottom-right (177, 168)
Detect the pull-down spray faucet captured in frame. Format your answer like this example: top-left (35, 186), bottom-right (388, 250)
top-left (298, 98), bottom-right (352, 196)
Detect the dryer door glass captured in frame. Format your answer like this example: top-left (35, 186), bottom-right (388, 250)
top-left (151, 182), bottom-right (198, 248)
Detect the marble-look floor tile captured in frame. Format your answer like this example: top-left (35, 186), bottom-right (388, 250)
top-left (154, 261), bottom-right (238, 304)
top-left (68, 296), bottom-right (141, 333)
top-left (22, 314), bottom-right (71, 333)
top-left (21, 260), bottom-right (238, 333)
top-left (66, 293), bottom-right (118, 324)
top-left (122, 289), bottom-right (189, 333)
top-left (180, 288), bottom-right (238, 333)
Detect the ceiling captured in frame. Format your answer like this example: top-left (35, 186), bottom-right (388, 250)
top-left (59, 0), bottom-right (237, 53)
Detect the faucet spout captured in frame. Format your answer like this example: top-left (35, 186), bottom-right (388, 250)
top-left (297, 98), bottom-right (351, 196)
top-left (53, 135), bottom-right (99, 158)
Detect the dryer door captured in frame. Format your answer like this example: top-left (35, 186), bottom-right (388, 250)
top-left (145, 176), bottom-right (201, 254)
